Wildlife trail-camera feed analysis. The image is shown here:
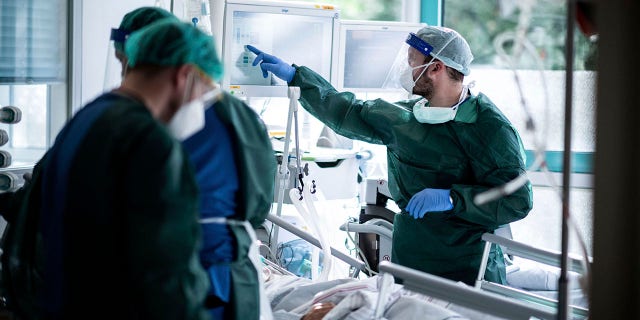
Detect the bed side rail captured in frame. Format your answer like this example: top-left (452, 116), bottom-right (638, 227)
top-left (378, 261), bottom-right (556, 320)
top-left (267, 214), bottom-right (366, 277)
top-left (481, 233), bottom-right (592, 274)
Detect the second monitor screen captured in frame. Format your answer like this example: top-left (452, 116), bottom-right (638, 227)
top-left (343, 29), bottom-right (409, 89)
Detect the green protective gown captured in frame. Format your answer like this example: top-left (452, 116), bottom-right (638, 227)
top-left (291, 66), bottom-right (533, 285)
top-left (215, 92), bottom-right (276, 229)
top-left (213, 92), bottom-right (277, 320)
top-left (0, 92), bottom-right (209, 319)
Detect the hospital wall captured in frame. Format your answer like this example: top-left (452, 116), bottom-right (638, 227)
top-left (77, 0), bottom-right (159, 109)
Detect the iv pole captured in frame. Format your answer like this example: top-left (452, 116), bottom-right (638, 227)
top-left (270, 87), bottom-right (301, 255)
top-left (558, 0), bottom-right (576, 319)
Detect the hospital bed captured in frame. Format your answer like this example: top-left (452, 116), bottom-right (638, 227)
top-left (260, 181), bottom-right (590, 319)
top-left (261, 214), bottom-right (588, 319)
top-left (263, 212), bottom-right (590, 319)
top-left (378, 261), bottom-right (557, 320)
top-left (475, 233), bottom-right (590, 319)
top-left (335, 177), bottom-right (591, 318)
top-left (261, 213), bottom-right (477, 319)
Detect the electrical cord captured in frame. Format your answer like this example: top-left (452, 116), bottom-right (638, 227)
top-left (259, 241), bottom-right (276, 262)
top-left (343, 217), bottom-right (378, 277)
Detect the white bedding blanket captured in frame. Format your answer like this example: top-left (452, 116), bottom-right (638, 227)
top-left (264, 275), bottom-right (468, 320)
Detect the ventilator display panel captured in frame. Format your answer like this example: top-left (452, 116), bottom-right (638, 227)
top-left (222, 2), bottom-right (337, 97)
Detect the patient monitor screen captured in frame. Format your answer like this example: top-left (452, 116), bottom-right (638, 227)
top-left (343, 29), bottom-right (409, 89)
top-left (229, 11), bottom-right (333, 86)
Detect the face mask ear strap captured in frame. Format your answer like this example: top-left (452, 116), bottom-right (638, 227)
top-left (414, 63), bottom-right (429, 84)
top-left (122, 62), bottom-right (129, 79)
top-left (199, 87), bottom-right (224, 108)
top-left (412, 61), bottom-right (434, 86)
top-left (181, 69), bottom-right (197, 107)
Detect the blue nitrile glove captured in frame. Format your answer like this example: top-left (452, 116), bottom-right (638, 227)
top-left (246, 45), bottom-right (296, 83)
top-left (406, 188), bottom-right (453, 219)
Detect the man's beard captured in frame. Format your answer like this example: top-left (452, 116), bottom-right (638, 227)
top-left (414, 76), bottom-right (434, 100)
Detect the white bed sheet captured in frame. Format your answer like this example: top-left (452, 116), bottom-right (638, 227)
top-left (506, 258), bottom-right (588, 309)
top-left (264, 274), bottom-right (469, 320)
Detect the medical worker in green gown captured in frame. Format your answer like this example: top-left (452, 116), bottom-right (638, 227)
top-left (0, 21), bottom-right (219, 319)
top-left (108, 7), bottom-right (277, 319)
top-left (247, 26), bottom-right (533, 285)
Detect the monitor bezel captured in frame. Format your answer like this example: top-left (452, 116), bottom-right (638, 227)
top-left (336, 20), bottom-right (427, 92)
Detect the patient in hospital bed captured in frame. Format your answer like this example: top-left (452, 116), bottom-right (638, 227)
top-left (262, 268), bottom-right (583, 320)
top-left (262, 271), bottom-right (469, 320)
top-left (262, 180), bottom-right (587, 318)
top-left (259, 241), bottom-right (588, 320)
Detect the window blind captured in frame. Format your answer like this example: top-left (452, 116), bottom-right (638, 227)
top-left (0, 0), bottom-right (67, 83)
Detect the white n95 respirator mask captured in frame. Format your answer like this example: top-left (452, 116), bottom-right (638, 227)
top-left (413, 100), bottom-right (458, 124)
top-left (168, 84), bottom-right (222, 141)
top-left (399, 61), bottom-right (434, 94)
top-left (168, 71), bottom-right (221, 141)
top-left (412, 81), bottom-right (473, 124)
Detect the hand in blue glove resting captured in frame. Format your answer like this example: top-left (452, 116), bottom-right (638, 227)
top-left (246, 45), bottom-right (296, 83)
top-left (406, 188), bottom-right (453, 219)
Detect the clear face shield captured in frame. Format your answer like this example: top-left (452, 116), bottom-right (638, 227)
top-left (104, 28), bottom-right (130, 91)
top-left (382, 32), bottom-right (457, 94)
top-left (382, 33), bottom-right (434, 93)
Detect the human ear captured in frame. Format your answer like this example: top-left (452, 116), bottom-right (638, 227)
top-left (428, 61), bottom-right (445, 77)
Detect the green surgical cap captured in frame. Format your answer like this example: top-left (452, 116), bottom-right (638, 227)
top-left (416, 26), bottom-right (474, 76)
top-left (125, 20), bottom-right (223, 81)
top-left (114, 7), bottom-right (177, 53)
